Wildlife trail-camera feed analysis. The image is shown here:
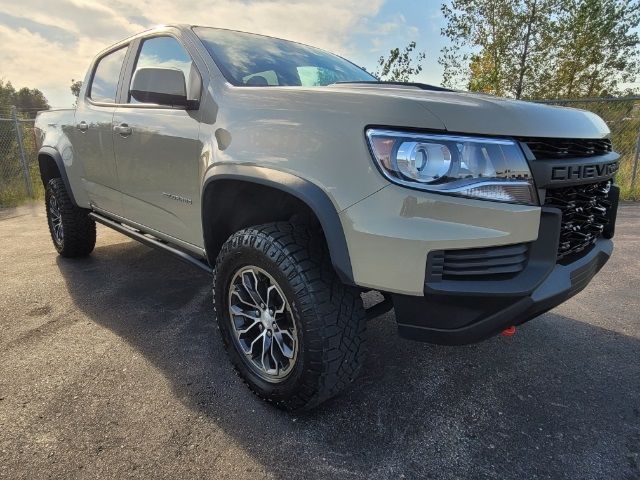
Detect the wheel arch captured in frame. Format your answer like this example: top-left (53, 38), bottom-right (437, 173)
top-left (201, 165), bottom-right (354, 285)
top-left (38, 146), bottom-right (78, 206)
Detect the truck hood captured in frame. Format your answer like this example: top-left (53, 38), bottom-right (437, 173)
top-left (327, 83), bottom-right (610, 139)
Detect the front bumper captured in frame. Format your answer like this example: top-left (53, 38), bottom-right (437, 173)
top-left (393, 208), bottom-right (613, 345)
top-left (339, 184), bottom-right (541, 296)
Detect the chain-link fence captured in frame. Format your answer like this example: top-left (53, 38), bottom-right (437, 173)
top-left (0, 97), bottom-right (639, 207)
top-left (0, 107), bottom-right (40, 207)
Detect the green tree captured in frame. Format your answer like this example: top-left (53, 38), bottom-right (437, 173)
top-left (0, 80), bottom-right (49, 118)
top-left (546, 0), bottom-right (640, 98)
top-left (439, 0), bottom-right (640, 100)
top-left (70, 79), bottom-right (83, 105)
top-left (440, 0), bottom-right (560, 98)
top-left (375, 42), bottom-right (426, 82)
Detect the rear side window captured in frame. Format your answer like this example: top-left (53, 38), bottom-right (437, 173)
top-left (129, 36), bottom-right (200, 104)
top-left (89, 47), bottom-right (128, 103)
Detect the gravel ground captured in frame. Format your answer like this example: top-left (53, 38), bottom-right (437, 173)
top-left (0, 202), bottom-right (638, 480)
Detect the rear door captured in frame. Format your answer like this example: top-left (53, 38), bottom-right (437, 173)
top-left (112, 33), bottom-right (204, 247)
top-left (71, 45), bottom-right (129, 214)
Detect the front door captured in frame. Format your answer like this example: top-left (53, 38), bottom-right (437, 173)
top-left (70, 45), bottom-right (129, 215)
top-left (113, 35), bottom-right (203, 247)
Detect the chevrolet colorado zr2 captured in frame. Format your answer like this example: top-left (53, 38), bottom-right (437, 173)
top-left (35, 25), bottom-right (620, 410)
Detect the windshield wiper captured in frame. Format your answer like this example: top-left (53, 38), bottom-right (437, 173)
top-left (332, 81), bottom-right (453, 92)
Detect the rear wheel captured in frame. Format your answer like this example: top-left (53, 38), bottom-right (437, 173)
top-left (45, 178), bottom-right (96, 257)
top-left (213, 222), bottom-right (366, 411)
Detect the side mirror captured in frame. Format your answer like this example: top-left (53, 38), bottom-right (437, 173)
top-left (130, 67), bottom-right (197, 108)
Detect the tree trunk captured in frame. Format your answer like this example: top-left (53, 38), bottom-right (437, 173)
top-left (516, 0), bottom-right (537, 99)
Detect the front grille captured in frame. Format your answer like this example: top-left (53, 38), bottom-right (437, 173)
top-left (544, 180), bottom-right (613, 261)
top-left (428, 243), bottom-right (529, 281)
top-left (520, 137), bottom-right (612, 159)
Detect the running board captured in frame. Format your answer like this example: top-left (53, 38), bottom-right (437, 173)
top-left (88, 212), bottom-right (213, 275)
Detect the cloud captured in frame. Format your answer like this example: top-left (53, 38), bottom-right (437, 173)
top-left (354, 12), bottom-right (423, 55)
top-left (0, 0), bottom-right (387, 106)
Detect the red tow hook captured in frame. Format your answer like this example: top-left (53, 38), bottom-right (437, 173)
top-left (501, 326), bottom-right (516, 337)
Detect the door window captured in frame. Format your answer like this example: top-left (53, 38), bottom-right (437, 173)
top-left (129, 36), bottom-right (200, 104)
top-left (89, 47), bottom-right (128, 103)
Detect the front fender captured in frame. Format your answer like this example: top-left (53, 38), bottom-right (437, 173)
top-left (202, 164), bottom-right (355, 285)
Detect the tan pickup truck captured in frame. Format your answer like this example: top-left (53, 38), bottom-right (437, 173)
top-left (35, 25), bottom-right (619, 410)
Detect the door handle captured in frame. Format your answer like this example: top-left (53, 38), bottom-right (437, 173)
top-left (77, 121), bottom-right (88, 133)
top-left (113, 123), bottom-right (132, 137)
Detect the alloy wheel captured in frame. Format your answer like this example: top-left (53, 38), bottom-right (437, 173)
top-left (227, 266), bottom-right (298, 382)
top-left (49, 195), bottom-right (63, 246)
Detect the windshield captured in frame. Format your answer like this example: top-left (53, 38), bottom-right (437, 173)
top-left (193, 27), bottom-right (376, 87)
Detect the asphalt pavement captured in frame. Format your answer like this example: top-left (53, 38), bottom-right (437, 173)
top-left (0, 202), bottom-right (638, 479)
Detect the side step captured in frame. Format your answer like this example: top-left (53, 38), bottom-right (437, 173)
top-left (88, 212), bottom-right (213, 275)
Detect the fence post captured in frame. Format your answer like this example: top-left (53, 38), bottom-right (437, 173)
top-left (632, 127), bottom-right (640, 197)
top-left (11, 105), bottom-right (34, 198)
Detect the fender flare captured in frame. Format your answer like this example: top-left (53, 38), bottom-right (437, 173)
top-left (38, 146), bottom-right (78, 206)
top-left (202, 164), bottom-right (355, 285)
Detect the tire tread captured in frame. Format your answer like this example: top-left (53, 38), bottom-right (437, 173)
top-left (45, 178), bottom-right (96, 257)
top-left (213, 222), bottom-right (366, 410)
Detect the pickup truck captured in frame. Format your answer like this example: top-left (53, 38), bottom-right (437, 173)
top-left (35, 24), bottom-right (620, 410)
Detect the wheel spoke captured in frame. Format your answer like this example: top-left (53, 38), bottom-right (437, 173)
top-left (273, 331), bottom-right (294, 359)
top-left (230, 304), bottom-right (259, 321)
top-left (274, 302), bottom-right (285, 315)
top-left (242, 270), bottom-right (266, 308)
top-left (270, 337), bottom-right (280, 376)
top-left (278, 329), bottom-right (295, 343)
top-left (261, 333), bottom-right (275, 374)
top-left (231, 288), bottom-right (261, 311)
top-left (265, 285), bottom-right (278, 308)
top-left (267, 284), bottom-right (286, 314)
top-left (246, 330), bottom-right (265, 355)
top-left (238, 321), bottom-right (261, 335)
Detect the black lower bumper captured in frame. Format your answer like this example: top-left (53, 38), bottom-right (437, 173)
top-left (393, 208), bottom-right (614, 345)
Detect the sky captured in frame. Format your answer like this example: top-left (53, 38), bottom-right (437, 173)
top-left (0, 0), bottom-right (450, 108)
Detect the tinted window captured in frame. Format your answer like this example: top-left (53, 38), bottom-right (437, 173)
top-left (193, 27), bottom-right (376, 87)
top-left (129, 36), bottom-right (199, 103)
top-left (243, 70), bottom-right (279, 86)
top-left (297, 66), bottom-right (343, 86)
top-left (89, 47), bottom-right (127, 103)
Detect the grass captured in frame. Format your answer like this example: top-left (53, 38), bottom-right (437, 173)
top-left (616, 155), bottom-right (640, 201)
top-left (0, 165), bottom-right (43, 208)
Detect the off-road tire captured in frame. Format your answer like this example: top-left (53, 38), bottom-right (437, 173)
top-left (45, 178), bottom-right (96, 257)
top-left (213, 222), bottom-right (366, 411)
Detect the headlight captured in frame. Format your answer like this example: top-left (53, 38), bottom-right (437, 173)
top-left (366, 129), bottom-right (537, 204)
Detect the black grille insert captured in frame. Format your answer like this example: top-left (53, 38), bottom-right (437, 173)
top-left (520, 137), bottom-right (612, 159)
top-left (544, 180), bottom-right (613, 261)
top-left (428, 243), bottom-right (529, 281)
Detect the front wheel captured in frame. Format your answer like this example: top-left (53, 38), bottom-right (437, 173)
top-left (213, 222), bottom-right (366, 411)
